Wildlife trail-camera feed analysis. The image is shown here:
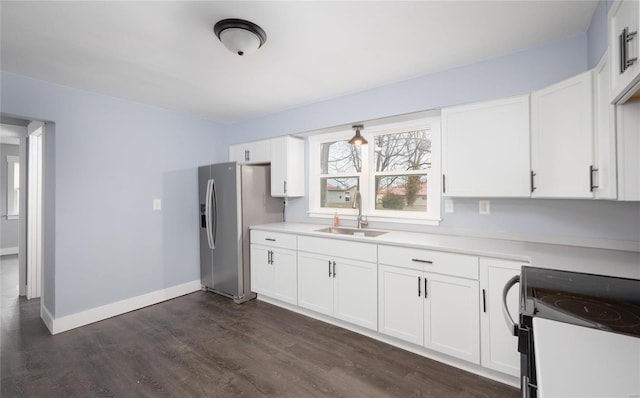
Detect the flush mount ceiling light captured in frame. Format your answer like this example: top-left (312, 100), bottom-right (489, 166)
top-left (348, 124), bottom-right (368, 146)
top-left (214, 18), bottom-right (267, 56)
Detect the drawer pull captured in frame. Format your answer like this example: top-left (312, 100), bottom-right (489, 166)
top-left (411, 258), bottom-right (433, 264)
top-left (265, 238), bottom-right (276, 242)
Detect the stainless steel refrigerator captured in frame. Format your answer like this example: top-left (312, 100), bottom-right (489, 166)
top-left (199, 162), bottom-right (283, 303)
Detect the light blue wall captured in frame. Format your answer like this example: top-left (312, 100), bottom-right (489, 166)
top-left (1, 72), bottom-right (225, 317)
top-left (225, 32), bottom-right (640, 244)
top-left (587, 0), bottom-right (611, 68)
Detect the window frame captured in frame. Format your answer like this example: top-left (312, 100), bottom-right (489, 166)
top-left (308, 117), bottom-right (441, 225)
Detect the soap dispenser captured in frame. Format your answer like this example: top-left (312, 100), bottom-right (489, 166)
top-left (333, 210), bottom-right (340, 227)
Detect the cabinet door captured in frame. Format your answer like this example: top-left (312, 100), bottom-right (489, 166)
top-left (271, 136), bottom-right (305, 197)
top-left (479, 258), bottom-right (521, 377)
top-left (424, 273), bottom-right (480, 364)
top-left (442, 95), bottom-right (531, 197)
top-left (594, 52), bottom-right (618, 199)
top-left (229, 141), bottom-right (271, 164)
top-left (531, 71), bottom-right (594, 198)
top-left (334, 258), bottom-right (377, 331)
top-left (609, 0), bottom-right (640, 103)
top-left (378, 265), bottom-right (423, 345)
top-left (272, 247), bottom-right (298, 305)
top-left (297, 252), bottom-right (334, 316)
top-left (250, 244), bottom-right (275, 296)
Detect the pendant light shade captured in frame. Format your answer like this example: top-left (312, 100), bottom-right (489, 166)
top-left (349, 125), bottom-right (368, 145)
top-left (214, 19), bottom-right (267, 56)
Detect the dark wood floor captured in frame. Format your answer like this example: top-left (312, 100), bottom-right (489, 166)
top-left (1, 255), bottom-right (519, 397)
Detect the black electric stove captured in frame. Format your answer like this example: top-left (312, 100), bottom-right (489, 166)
top-left (520, 266), bottom-right (640, 338)
top-left (504, 266), bottom-right (640, 398)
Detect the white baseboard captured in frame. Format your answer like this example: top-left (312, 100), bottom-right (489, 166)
top-left (41, 303), bottom-right (54, 334)
top-left (0, 247), bottom-right (18, 256)
top-left (48, 280), bottom-right (201, 334)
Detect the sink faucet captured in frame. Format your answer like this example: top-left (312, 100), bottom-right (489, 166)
top-left (351, 190), bottom-right (368, 229)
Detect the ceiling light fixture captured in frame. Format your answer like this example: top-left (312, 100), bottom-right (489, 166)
top-left (214, 18), bottom-right (267, 56)
top-left (349, 124), bottom-right (368, 146)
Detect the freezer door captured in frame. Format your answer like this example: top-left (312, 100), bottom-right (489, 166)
top-left (210, 162), bottom-right (241, 297)
top-left (198, 165), bottom-right (213, 288)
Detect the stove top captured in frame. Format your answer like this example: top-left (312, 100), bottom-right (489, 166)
top-left (521, 267), bottom-right (640, 338)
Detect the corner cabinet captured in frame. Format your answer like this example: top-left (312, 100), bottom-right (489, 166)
top-left (270, 136), bottom-right (305, 197)
top-left (531, 71), bottom-right (595, 198)
top-left (609, 0), bottom-right (640, 103)
top-left (297, 236), bottom-right (378, 331)
top-left (250, 230), bottom-right (298, 305)
top-left (441, 95), bottom-right (531, 197)
top-left (378, 245), bottom-right (480, 364)
top-left (479, 258), bottom-right (521, 378)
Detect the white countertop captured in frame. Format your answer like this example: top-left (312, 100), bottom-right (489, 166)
top-left (251, 222), bottom-right (640, 279)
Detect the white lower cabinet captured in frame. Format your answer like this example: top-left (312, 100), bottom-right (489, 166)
top-left (250, 231), bottom-right (298, 305)
top-left (297, 236), bottom-right (378, 331)
top-left (479, 258), bottom-right (522, 377)
top-left (378, 245), bottom-right (480, 364)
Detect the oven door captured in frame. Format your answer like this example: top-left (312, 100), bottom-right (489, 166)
top-left (533, 317), bottom-right (640, 397)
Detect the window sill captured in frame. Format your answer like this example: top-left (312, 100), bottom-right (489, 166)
top-left (307, 211), bottom-right (441, 226)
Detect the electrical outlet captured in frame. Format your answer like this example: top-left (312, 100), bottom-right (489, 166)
top-left (153, 199), bottom-right (162, 211)
top-left (479, 200), bottom-right (490, 215)
top-left (445, 198), bottom-right (454, 213)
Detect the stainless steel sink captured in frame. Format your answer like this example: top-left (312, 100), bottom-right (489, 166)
top-left (315, 227), bottom-right (388, 238)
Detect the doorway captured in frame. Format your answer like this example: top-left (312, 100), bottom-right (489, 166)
top-left (0, 117), bottom-right (45, 304)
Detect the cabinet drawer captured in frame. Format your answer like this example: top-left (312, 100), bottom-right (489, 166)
top-left (298, 236), bottom-right (377, 263)
top-left (250, 230), bottom-right (297, 250)
top-left (378, 245), bottom-right (478, 280)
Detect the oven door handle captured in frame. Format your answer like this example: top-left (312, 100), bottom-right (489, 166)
top-left (502, 274), bottom-right (520, 337)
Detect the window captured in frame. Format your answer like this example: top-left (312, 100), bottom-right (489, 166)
top-left (309, 117), bottom-right (441, 224)
top-left (6, 156), bottom-right (19, 219)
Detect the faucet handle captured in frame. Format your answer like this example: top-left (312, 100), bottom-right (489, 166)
top-left (360, 216), bottom-right (368, 227)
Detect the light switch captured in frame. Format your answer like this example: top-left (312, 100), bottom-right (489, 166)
top-left (445, 198), bottom-right (454, 213)
top-left (479, 200), bottom-right (490, 215)
top-left (153, 199), bottom-right (162, 211)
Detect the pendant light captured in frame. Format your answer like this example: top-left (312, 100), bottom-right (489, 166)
top-left (214, 19), bottom-right (267, 56)
top-left (348, 124), bottom-right (368, 146)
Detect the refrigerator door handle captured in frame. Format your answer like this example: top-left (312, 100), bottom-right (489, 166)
top-left (211, 178), bottom-right (218, 249)
top-left (205, 179), bottom-right (214, 249)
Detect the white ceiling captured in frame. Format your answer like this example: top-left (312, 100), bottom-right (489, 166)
top-left (0, 1), bottom-right (598, 123)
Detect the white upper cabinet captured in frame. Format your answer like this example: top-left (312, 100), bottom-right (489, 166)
top-left (531, 70), bottom-right (595, 198)
top-left (442, 95), bottom-right (531, 197)
top-left (594, 52), bottom-right (618, 200)
top-left (270, 136), bottom-right (305, 197)
top-left (229, 139), bottom-right (271, 164)
top-left (609, 0), bottom-right (640, 103)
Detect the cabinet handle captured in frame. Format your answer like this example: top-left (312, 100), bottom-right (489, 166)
top-left (328, 260), bottom-right (332, 277)
top-left (442, 174), bottom-right (446, 194)
top-left (332, 261), bottom-right (336, 278)
top-left (418, 276), bottom-right (421, 297)
top-left (424, 278), bottom-right (428, 300)
top-left (620, 27), bottom-right (638, 74)
top-left (284, 181), bottom-right (287, 194)
top-left (482, 289), bottom-right (487, 313)
top-left (530, 171), bottom-right (537, 193)
top-left (590, 165), bottom-right (599, 192)
top-left (244, 149), bottom-right (250, 161)
top-left (411, 258), bottom-right (433, 264)
top-left (267, 250), bottom-right (272, 265)
top-left (265, 238), bottom-right (276, 242)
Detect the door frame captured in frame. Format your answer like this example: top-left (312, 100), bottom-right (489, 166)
top-left (26, 121), bottom-right (44, 299)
